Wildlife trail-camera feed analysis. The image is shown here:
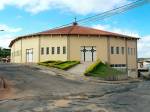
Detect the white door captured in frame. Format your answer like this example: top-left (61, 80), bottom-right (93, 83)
top-left (80, 47), bottom-right (85, 62)
top-left (92, 47), bottom-right (96, 61)
top-left (26, 49), bottom-right (33, 63)
top-left (80, 46), bottom-right (96, 62)
top-left (85, 47), bottom-right (92, 61)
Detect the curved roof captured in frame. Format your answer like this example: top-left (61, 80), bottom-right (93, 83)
top-left (9, 24), bottom-right (139, 47)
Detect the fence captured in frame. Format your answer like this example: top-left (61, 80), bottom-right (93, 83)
top-left (104, 74), bottom-right (128, 81)
top-left (86, 73), bottom-right (128, 81)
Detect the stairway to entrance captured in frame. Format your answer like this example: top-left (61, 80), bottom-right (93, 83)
top-left (67, 62), bottom-right (94, 76)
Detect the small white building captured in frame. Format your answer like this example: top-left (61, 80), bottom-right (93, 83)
top-left (138, 58), bottom-right (150, 69)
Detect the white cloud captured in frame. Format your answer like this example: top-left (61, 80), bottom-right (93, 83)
top-left (138, 35), bottom-right (150, 58)
top-left (0, 24), bottom-right (22, 48)
top-left (0, 24), bottom-right (22, 33)
top-left (93, 24), bottom-right (139, 37)
top-left (0, 0), bottom-right (129, 14)
top-left (93, 24), bottom-right (150, 58)
top-left (0, 34), bottom-right (15, 48)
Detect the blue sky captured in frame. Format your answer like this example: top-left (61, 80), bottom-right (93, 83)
top-left (0, 0), bottom-right (150, 58)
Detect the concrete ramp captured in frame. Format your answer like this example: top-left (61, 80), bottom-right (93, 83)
top-left (67, 62), bottom-right (94, 76)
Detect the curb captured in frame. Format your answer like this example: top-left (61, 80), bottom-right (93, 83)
top-left (89, 78), bottom-right (142, 84)
top-left (24, 64), bottom-right (142, 84)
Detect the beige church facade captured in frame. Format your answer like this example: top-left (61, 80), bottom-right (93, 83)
top-left (9, 24), bottom-right (139, 71)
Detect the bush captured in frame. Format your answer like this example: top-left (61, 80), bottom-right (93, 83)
top-left (38, 60), bottom-right (80, 70)
top-left (38, 62), bottom-right (49, 66)
top-left (84, 60), bottom-right (126, 79)
top-left (84, 59), bottom-right (101, 75)
top-left (53, 61), bottom-right (80, 70)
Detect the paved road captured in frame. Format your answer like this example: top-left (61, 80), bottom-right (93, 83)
top-left (0, 64), bottom-right (150, 112)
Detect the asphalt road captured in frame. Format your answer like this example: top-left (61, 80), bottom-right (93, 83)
top-left (0, 64), bottom-right (150, 112)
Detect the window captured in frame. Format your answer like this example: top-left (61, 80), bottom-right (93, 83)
top-left (110, 64), bottom-right (126, 68)
top-left (122, 64), bottom-right (126, 67)
top-left (111, 46), bottom-right (114, 54)
top-left (63, 46), bottom-right (66, 54)
top-left (128, 48), bottom-right (130, 55)
top-left (131, 48), bottom-right (133, 55)
top-left (110, 64), bottom-right (115, 67)
top-left (46, 47), bottom-right (49, 55)
top-left (115, 64), bottom-right (119, 67)
top-left (41, 47), bottom-right (44, 55)
top-left (57, 47), bottom-right (60, 54)
top-left (52, 47), bottom-right (55, 54)
top-left (121, 47), bottom-right (124, 55)
top-left (116, 47), bottom-right (119, 54)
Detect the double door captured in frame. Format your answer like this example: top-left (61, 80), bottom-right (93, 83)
top-left (80, 46), bottom-right (96, 62)
top-left (26, 49), bottom-right (33, 63)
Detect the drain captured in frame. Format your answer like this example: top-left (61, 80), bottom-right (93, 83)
top-left (0, 77), bottom-right (8, 89)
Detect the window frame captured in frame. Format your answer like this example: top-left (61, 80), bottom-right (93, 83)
top-left (128, 48), bottom-right (130, 55)
top-left (46, 47), bottom-right (49, 55)
top-left (116, 47), bottom-right (119, 54)
top-left (51, 47), bottom-right (55, 54)
top-left (131, 48), bottom-right (133, 55)
top-left (63, 46), bottom-right (66, 54)
top-left (57, 47), bottom-right (60, 54)
top-left (41, 47), bottom-right (44, 55)
top-left (111, 46), bottom-right (114, 54)
top-left (121, 47), bottom-right (124, 55)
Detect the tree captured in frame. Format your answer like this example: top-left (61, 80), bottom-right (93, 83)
top-left (0, 47), bottom-right (11, 58)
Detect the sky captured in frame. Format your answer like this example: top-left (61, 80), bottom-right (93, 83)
top-left (0, 0), bottom-right (150, 58)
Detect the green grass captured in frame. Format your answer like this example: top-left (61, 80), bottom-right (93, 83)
top-left (85, 60), bottom-right (125, 78)
top-left (84, 59), bottom-right (101, 74)
top-left (38, 61), bottom-right (80, 70)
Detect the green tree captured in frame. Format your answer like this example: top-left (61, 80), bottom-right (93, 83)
top-left (0, 47), bottom-right (11, 58)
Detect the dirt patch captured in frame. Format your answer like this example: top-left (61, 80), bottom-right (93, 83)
top-left (53, 99), bottom-right (72, 108)
top-left (75, 104), bottom-right (109, 112)
top-left (0, 77), bottom-right (14, 100)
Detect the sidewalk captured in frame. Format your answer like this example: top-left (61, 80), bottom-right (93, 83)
top-left (25, 64), bottom-right (142, 84)
top-left (30, 64), bottom-right (90, 81)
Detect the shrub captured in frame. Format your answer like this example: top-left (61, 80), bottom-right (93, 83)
top-left (53, 61), bottom-right (80, 70)
top-left (38, 62), bottom-right (49, 66)
top-left (84, 59), bottom-right (101, 75)
top-left (38, 60), bottom-right (80, 70)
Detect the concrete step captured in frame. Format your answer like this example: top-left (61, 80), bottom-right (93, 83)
top-left (67, 62), bottom-right (94, 75)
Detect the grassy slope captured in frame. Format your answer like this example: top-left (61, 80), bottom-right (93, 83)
top-left (85, 61), bottom-right (124, 78)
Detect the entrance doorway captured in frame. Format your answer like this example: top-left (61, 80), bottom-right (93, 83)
top-left (80, 46), bottom-right (96, 62)
top-left (26, 49), bottom-right (33, 63)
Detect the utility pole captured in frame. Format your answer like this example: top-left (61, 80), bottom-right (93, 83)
top-left (0, 29), bottom-right (5, 59)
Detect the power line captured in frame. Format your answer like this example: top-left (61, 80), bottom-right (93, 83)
top-left (52, 0), bottom-right (150, 29)
top-left (79, 0), bottom-right (150, 25)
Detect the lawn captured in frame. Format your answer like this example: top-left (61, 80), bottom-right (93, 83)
top-left (85, 60), bottom-right (125, 78)
top-left (38, 61), bottom-right (80, 70)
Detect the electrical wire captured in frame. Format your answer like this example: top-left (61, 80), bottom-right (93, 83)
top-left (52, 0), bottom-right (150, 29)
